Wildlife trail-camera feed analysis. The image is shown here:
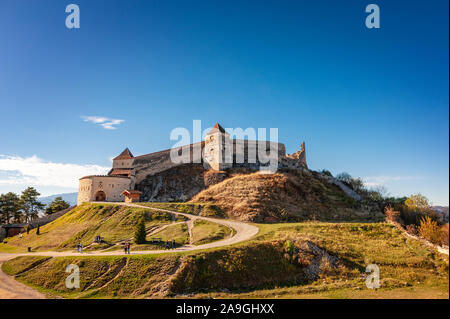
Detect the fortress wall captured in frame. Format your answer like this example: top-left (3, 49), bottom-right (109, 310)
top-left (132, 143), bottom-right (204, 184)
top-left (232, 140), bottom-right (286, 168)
top-left (132, 140), bottom-right (287, 183)
top-left (77, 176), bottom-right (131, 205)
top-left (133, 149), bottom-right (179, 184)
top-left (113, 158), bottom-right (134, 169)
top-left (99, 176), bottom-right (131, 202)
top-left (78, 178), bottom-right (94, 205)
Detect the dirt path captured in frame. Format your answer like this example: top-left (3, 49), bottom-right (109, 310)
top-left (1, 203), bottom-right (259, 258)
top-left (186, 219), bottom-right (194, 244)
top-left (388, 221), bottom-right (449, 256)
top-left (0, 203), bottom-right (259, 298)
top-left (0, 257), bottom-right (45, 299)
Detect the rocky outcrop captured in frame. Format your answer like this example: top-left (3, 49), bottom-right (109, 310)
top-left (318, 174), bottom-right (362, 201)
top-left (135, 164), bottom-right (229, 202)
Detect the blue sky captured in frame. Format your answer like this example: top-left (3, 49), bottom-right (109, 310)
top-left (0, 0), bottom-right (448, 205)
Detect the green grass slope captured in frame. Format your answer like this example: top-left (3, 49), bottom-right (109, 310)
top-left (151, 223), bottom-right (190, 245)
top-left (1, 204), bottom-right (180, 252)
top-left (191, 220), bottom-right (232, 245)
top-left (3, 221), bottom-right (448, 299)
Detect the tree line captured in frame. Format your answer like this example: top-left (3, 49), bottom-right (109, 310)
top-left (0, 187), bottom-right (70, 225)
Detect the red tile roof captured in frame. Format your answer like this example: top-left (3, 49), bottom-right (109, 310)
top-left (113, 148), bottom-right (134, 160)
top-left (122, 190), bottom-right (142, 195)
top-left (208, 123), bottom-right (226, 134)
top-left (109, 169), bottom-right (132, 176)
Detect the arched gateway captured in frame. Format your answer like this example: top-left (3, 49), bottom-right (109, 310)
top-left (95, 191), bottom-right (106, 201)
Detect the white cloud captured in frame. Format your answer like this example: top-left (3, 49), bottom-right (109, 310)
top-left (82, 115), bottom-right (124, 130)
top-left (0, 155), bottom-right (109, 188)
top-left (363, 175), bottom-right (420, 188)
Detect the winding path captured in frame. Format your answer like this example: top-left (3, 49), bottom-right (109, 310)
top-left (0, 203), bottom-right (259, 299)
top-left (0, 258), bottom-right (45, 299)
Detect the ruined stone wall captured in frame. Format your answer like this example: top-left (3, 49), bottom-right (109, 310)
top-left (280, 142), bottom-right (308, 170)
top-left (132, 140), bottom-right (287, 182)
top-left (132, 142), bottom-right (204, 185)
top-left (232, 139), bottom-right (286, 170)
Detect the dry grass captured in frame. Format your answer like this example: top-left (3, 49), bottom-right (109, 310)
top-left (191, 171), bottom-right (383, 223)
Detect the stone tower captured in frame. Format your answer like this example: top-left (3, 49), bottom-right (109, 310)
top-left (203, 123), bottom-right (233, 171)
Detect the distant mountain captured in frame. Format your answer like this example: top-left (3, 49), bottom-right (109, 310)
top-left (39, 192), bottom-right (78, 206)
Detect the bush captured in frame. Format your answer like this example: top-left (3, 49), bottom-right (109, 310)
top-left (418, 216), bottom-right (443, 245)
top-left (134, 217), bottom-right (146, 244)
top-left (384, 206), bottom-right (403, 225)
top-left (440, 224), bottom-right (449, 246)
top-left (406, 224), bottom-right (418, 236)
top-left (320, 169), bottom-right (333, 177)
top-left (336, 172), bottom-right (352, 184)
top-left (405, 193), bottom-right (430, 211)
top-left (336, 172), bottom-right (365, 194)
top-left (399, 206), bottom-right (427, 226)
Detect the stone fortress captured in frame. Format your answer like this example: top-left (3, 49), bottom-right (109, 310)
top-left (77, 123), bottom-right (307, 205)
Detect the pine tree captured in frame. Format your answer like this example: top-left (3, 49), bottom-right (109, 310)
top-left (20, 187), bottom-right (44, 223)
top-left (45, 196), bottom-right (70, 215)
top-left (134, 217), bottom-right (146, 244)
top-left (0, 192), bottom-right (20, 224)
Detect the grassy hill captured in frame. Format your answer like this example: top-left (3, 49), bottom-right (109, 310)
top-left (191, 220), bottom-right (232, 245)
top-left (190, 170), bottom-right (384, 222)
top-left (3, 221), bottom-right (448, 299)
top-left (1, 204), bottom-right (173, 252)
top-left (0, 203), bottom-right (229, 252)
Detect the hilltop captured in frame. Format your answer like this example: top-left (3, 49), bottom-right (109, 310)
top-left (190, 169), bottom-right (383, 223)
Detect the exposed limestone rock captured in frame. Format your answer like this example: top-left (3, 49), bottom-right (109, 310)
top-left (318, 173), bottom-right (362, 201)
top-left (136, 164), bottom-right (228, 202)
